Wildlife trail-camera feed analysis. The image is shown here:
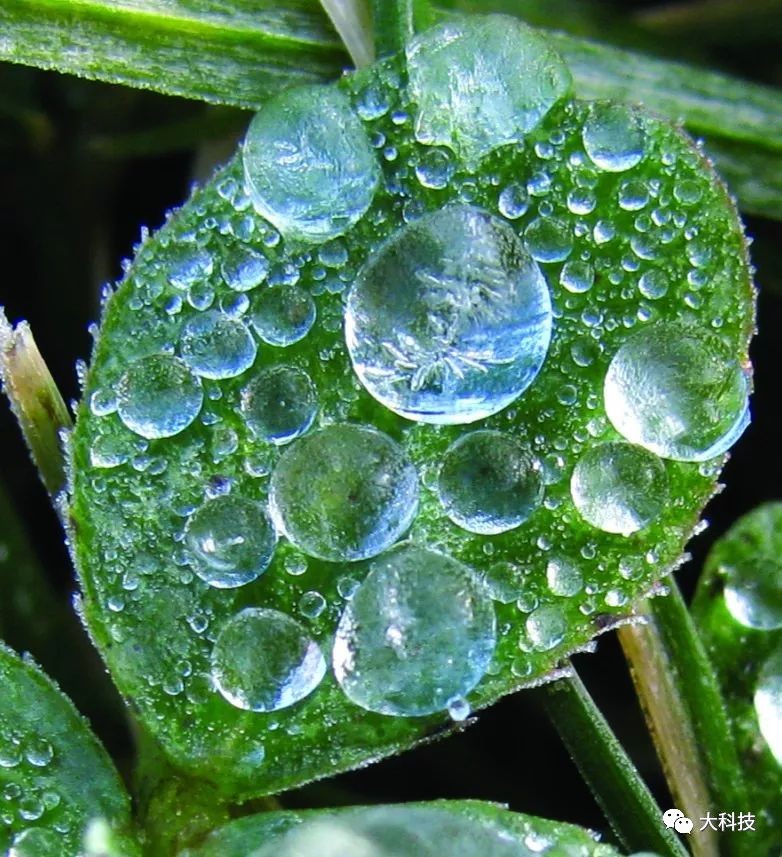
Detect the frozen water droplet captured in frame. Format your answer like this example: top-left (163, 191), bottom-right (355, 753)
top-left (240, 365), bottom-right (317, 445)
top-left (415, 148), bottom-right (454, 189)
top-left (270, 424), bottom-right (419, 561)
top-left (211, 607), bottom-right (325, 711)
top-left (582, 103), bottom-right (645, 172)
top-left (571, 442), bottom-right (667, 535)
top-left (546, 556), bottom-right (583, 596)
top-left (526, 604), bottom-right (566, 651)
top-left (638, 270), bottom-right (668, 300)
top-left (407, 15), bottom-right (571, 166)
top-left (560, 261), bottom-right (594, 294)
top-left (185, 495), bottom-right (276, 588)
top-left (250, 285), bottom-right (316, 347)
top-left (221, 246), bottom-right (269, 291)
top-left (754, 646), bottom-right (782, 765)
top-left (438, 430), bottom-right (542, 534)
top-left (117, 355), bottom-right (203, 439)
top-left (179, 310), bottom-right (257, 379)
top-left (498, 182), bottom-right (529, 220)
top-left (604, 323), bottom-right (750, 461)
top-left (243, 85), bottom-right (379, 241)
top-left (524, 217), bottom-right (572, 263)
top-left (333, 545), bottom-right (496, 716)
top-left (346, 204), bottom-right (553, 425)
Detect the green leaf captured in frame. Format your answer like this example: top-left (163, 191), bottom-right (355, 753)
top-left (0, 643), bottom-right (140, 855)
top-left (178, 801), bottom-right (624, 856)
top-left (0, 0), bottom-right (346, 109)
top-left (69, 15), bottom-right (754, 801)
top-left (691, 503), bottom-right (782, 855)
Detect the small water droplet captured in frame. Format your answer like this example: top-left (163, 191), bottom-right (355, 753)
top-left (185, 495), bottom-right (276, 588)
top-left (438, 430), bottom-right (542, 534)
top-left (221, 246), bottom-right (270, 291)
top-left (211, 607), bottom-right (325, 711)
top-left (241, 365), bottom-right (317, 446)
top-left (546, 556), bottom-right (583, 596)
top-left (560, 261), bottom-right (595, 294)
top-left (270, 424), bottom-right (419, 562)
top-left (250, 285), bottom-right (316, 347)
top-left (571, 442), bottom-right (668, 535)
top-left (299, 590), bottom-right (327, 619)
top-left (582, 103), bottom-right (646, 172)
top-left (526, 605), bottom-right (566, 651)
top-left (638, 269), bottom-right (668, 300)
top-left (414, 148), bottom-right (454, 189)
top-left (117, 355), bottom-right (203, 439)
top-left (179, 310), bottom-right (257, 379)
top-left (524, 217), bottom-right (573, 263)
top-left (243, 85), bottom-right (379, 240)
top-left (498, 183), bottom-right (529, 220)
top-left (333, 545), bottom-right (496, 716)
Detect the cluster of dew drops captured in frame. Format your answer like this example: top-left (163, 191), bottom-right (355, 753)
top-left (82, 16), bottom-right (751, 727)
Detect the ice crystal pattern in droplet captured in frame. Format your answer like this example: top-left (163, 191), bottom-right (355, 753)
top-left (243, 85), bottom-right (380, 241)
top-left (185, 495), bottom-right (277, 588)
top-left (570, 442), bottom-right (668, 535)
top-left (406, 15), bottom-right (571, 166)
top-left (270, 424), bottom-right (419, 561)
top-left (604, 323), bottom-right (749, 461)
top-left (117, 354), bottom-right (203, 439)
top-left (211, 607), bottom-right (326, 712)
top-left (346, 204), bottom-right (553, 424)
top-left (333, 544), bottom-right (496, 716)
top-left (438, 430), bottom-right (543, 534)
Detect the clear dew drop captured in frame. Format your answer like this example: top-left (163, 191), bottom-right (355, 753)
top-left (221, 246), bottom-right (269, 291)
top-left (117, 354), bottom-right (203, 439)
top-left (582, 103), bottom-right (646, 172)
top-left (178, 310), bottom-right (257, 379)
top-left (406, 15), bottom-right (571, 166)
top-left (345, 204), bottom-right (553, 425)
top-left (299, 590), bottom-right (327, 619)
top-left (438, 430), bottom-right (543, 534)
top-left (560, 261), bottom-right (595, 294)
top-left (525, 604), bottom-right (567, 651)
top-left (546, 556), bottom-right (583, 596)
top-left (604, 323), bottom-right (750, 461)
top-left (414, 148), bottom-right (454, 189)
top-left (249, 285), bottom-right (316, 347)
top-left (570, 442), bottom-right (668, 535)
top-left (524, 217), bottom-right (573, 263)
top-left (211, 607), bottom-right (326, 712)
top-left (333, 545), bottom-right (496, 716)
top-left (638, 270), bottom-right (668, 300)
top-left (269, 424), bottom-right (419, 562)
top-left (498, 183), bottom-right (529, 220)
top-left (242, 85), bottom-right (379, 241)
top-left (240, 365), bottom-right (317, 446)
top-left (754, 646), bottom-right (782, 765)
top-left (185, 494), bottom-right (276, 588)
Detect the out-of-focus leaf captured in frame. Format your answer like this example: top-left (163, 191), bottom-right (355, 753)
top-left (691, 503), bottom-right (782, 856)
top-left (0, 643), bottom-right (140, 855)
top-left (179, 801), bottom-right (625, 856)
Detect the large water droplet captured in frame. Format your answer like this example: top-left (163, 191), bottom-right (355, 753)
top-left (185, 494), bottom-right (277, 588)
top-left (211, 607), bottom-right (325, 711)
top-left (755, 646), bottom-right (782, 765)
top-left (333, 545), bottom-right (496, 716)
top-left (570, 442), bottom-right (667, 535)
top-left (270, 424), bottom-right (419, 561)
top-left (241, 365), bottom-right (317, 445)
top-left (604, 323), bottom-right (750, 461)
top-left (243, 85), bottom-right (379, 241)
top-left (406, 15), bottom-right (571, 166)
top-left (345, 204), bottom-right (553, 424)
top-left (582, 103), bottom-right (646, 172)
top-left (438, 430), bottom-right (542, 534)
top-left (117, 355), bottom-right (203, 439)
top-left (250, 285), bottom-right (316, 347)
top-left (179, 310), bottom-right (257, 379)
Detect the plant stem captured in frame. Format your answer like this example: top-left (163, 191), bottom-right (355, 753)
top-left (0, 310), bottom-right (71, 496)
top-left (319, 0), bottom-right (374, 68)
top-left (535, 667), bottom-right (688, 857)
top-left (619, 580), bottom-right (752, 857)
top-left (371, 0), bottom-right (431, 58)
